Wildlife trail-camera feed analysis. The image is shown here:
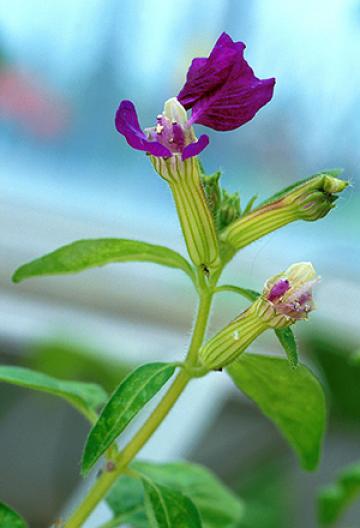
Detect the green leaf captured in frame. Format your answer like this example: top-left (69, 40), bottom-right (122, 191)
top-left (106, 475), bottom-right (148, 527)
top-left (82, 363), bottom-right (176, 475)
top-left (0, 365), bottom-right (107, 423)
top-left (227, 353), bottom-right (326, 470)
top-left (0, 502), bottom-right (27, 528)
top-left (274, 327), bottom-right (299, 368)
top-left (216, 284), bottom-right (260, 302)
top-left (142, 478), bottom-right (202, 528)
top-left (318, 461), bottom-right (360, 525)
top-left (12, 238), bottom-right (195, 284)
top-left (107, 460), bottom-right (244, 528)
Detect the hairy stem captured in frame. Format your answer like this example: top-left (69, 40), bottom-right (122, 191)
top-left (64, 280), bottom-right (215, 528)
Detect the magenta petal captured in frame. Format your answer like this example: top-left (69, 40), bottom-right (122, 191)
top-left (268, 279), bottom-right (290, 302)
top-left (181, 134), bottom-right (209, 160)
top-left (190, 74), bottom-right (275, 131)
top-left (178, 32), bottom-right (238, 110)
top-left (115, 100), bottom-right (171, 157)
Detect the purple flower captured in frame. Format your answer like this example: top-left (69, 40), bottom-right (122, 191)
top-left (115, 32), bottom-right (275, 159)
top-left (115, 98), bottom-right (209, 161)
top-left (264, 263), bottom-right (319, 322)
top-left (178, 32), bottom-right (275, 131)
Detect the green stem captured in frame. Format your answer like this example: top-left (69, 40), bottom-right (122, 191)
top-left (64, 279), bottom-right (215, 528)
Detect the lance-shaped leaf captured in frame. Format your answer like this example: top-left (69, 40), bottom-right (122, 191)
top-left (275, 327), bottom-right (299, 368)
top-left (12, 238), bottom-right (195, 284)
top-left (0, 365), bottom-right (106, 423)
top-left (106, 461), bottom-right (244, 528)
top-left (0, 502), bottom-right (27, 528)
top-left (227, 353), bottom-right (326, 470)
top-left (318, 461), bottom-right (360, 525)
top-left (81, 363), bottom-right (176, 475)
top-left (142, 478), bottom-right (202, 528)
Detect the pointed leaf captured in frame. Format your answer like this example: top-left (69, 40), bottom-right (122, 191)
top-left (142, 479), bottom-right (202, 528)
top-left (275, 327), bottom-right (299, 367)
top-left (82, 363), bottom-right (176, 475)
top-left (318, 461), bottom-right (360, 525)
top-left (0, 502), bottom-right (27, 528)
top-left (227, 353), bottom-right (326, 470)
top-left (12, 238), bottom-right (195, 283)
top-left (107, 461), bottom-right (244, 528)
top-left (0, 365), bottom-right (107, 423)
top-left (134, 461), bottom-right (244, 528)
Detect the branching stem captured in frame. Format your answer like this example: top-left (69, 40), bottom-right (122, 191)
top-left (64, 267), bottom-right (219, 528)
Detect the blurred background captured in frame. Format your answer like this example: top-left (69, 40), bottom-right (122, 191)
top-left (0, 0), bottom-right (359, 526)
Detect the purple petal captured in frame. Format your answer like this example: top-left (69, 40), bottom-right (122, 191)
top-left (268, 279), bottom-right (290, 302)
top-left (181, 134), bottom-right (209, 160)
top-left (115, 100), bottom-right (171, 157)
top-left (177, 32), bottom-right (238, 110)
top-left (190, 65), bottom-right (275, 131)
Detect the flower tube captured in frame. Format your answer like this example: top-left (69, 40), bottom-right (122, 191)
top-left (200, 262), bottom-right (318, 370)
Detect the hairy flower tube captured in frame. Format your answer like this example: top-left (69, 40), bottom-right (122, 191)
top-left (115, 32), bottom-right (275, 270)
top-left (200, 262), bottom-right (318, 370)
top-left (221, 171), bottom-right (348, 252)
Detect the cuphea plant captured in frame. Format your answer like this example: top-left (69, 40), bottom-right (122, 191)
top-left (2, 33), bottom-right (348, 527)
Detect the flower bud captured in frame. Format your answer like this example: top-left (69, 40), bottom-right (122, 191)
top-left (199, 262), bottom-right (318, 370)
top-left (221, 171), bottom-right (348, 251)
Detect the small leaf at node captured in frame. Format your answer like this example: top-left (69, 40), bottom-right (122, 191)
top-left (275, 327), bottom-right (299, 367)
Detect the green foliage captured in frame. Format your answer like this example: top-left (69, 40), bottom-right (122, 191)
top-left (227, 353), bottom-right (326, 470)
top-left (27, 338), bottom-right (132, 393)
top-left (318, 461), bottom-right (360, 525)
top-left (0, 365), bottom-right (107, 423)
top-left (274, 328), bottom-right (299, 368)
top-left (142, 478), bottom-right (202, 527)
top-left (106, 460), bottom-right (244, 528)
top-left (82, 363), bottom-right (176, 475)
top-left (0, 502), bottom-right (27, 528)
top-left (307, 334), bottom-right (360, 423)
top-left (12, 238), bottom-right (195, 284)
top-left (237, 460), bottom-right (289, 528)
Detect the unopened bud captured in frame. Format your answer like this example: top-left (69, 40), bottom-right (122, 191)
top-left (221, 171), bottom-right (348, 251)
top-left (199, 262), bottom-right (318, 370)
